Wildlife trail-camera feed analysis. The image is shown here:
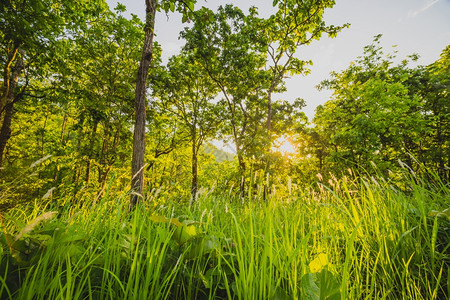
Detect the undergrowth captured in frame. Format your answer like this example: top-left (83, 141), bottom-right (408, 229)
top-left (0, 169), bottom-right (448, 299)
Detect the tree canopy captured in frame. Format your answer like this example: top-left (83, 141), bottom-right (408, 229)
top-left (0, 1), bottom-right (448, 207)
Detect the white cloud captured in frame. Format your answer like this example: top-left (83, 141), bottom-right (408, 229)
top-left (408, 0), bottom-right (441, 18)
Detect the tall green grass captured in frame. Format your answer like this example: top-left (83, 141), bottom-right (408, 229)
top-left (0, 169), bottom-right (448, 299)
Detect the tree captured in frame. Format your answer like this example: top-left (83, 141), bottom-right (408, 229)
top-left (260, 0), bottom-right (348, 134)
top-left (245, 0), bottom-right (349, 183)
top-left (181, 3), bottom-right (346, 196)
top-left (0, 4), bottom-right (150, 204)
top-left (131, 0), bottom-right (196, 206)
top-left (151, 53), bottom-right (220, 201)
top-left (0, 0), bottom-right (106, 168)
top-left (55, 5), bottom-right (143, 189)
top-left (181, 5), bottom-right (268, 196)
top-left (416, 46), bottom-right (449, 180)
top-left (314, 36), bottom-right (449, 178)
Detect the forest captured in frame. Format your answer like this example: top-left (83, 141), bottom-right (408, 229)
top-left (0, 0), bottom-right (449, 299)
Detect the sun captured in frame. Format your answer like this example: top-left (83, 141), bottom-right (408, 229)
top-left (271, 135), bottom-right (296, 156)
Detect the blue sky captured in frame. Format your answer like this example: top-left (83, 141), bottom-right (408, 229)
top-left (106, 0), bottom-right (450, 120)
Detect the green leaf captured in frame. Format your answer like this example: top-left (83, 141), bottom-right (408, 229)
top-left (187, 1), bottom-right (195, 12)
top-left (173, 224), bottom-right (198, 245)
top-left (271, 286), bottom-right (290, 300)
top-left (316, 269), bottom-right (341, 300)
top-left (156, 226), bottom-right (170, 241)
top-left (184, 234), bottom-right (221, 260)
top-left (301, 273), bottom-right (320, 299)
top-left (0, 233), bottom-right (13, 248)
top-left (65, 243), bottom-right (85, 259)
top-left (150, 214), bottom-right (183, 227)
top-left (301, 269), bottom-right (341, 300)
top-left (11, 239), bottom-right (30, 254)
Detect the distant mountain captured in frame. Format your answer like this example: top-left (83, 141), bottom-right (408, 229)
top-left (203, 144), bottom-right (235, 163)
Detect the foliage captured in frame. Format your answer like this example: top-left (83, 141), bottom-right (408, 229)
top-left (1, 5), bottom-right (145, 204)
top-left (260, 0), bottom-right (349, 134)
top-left (314, 36), bottom-right (449, 181)
top-left (0, 0), bottom-right (108, 167)
top-left (150, 52), bottom-right (221, 200)
top-left (0, 1), bottom-right (447, 206)
top-left (180, 4), bottom-right (269, 176)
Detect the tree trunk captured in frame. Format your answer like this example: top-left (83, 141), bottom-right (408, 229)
top-left (72, 112), bottom-right (85, 190)
top-left (191, 138), bottom-right (198, 202)
top-left (0, 47), bottom-right (22, 169)
top-left (265, 85), bottom-right (277, 198)
top-left (85, 120), bottom-right (98, 183)
top-left (224, 93), bottom-right (246, 197)
top-left (60, 112), bottom-right (67, 144)
top-left (131, 0), bottom-right (157, 206)
top-left (0, 102), bottom-right (14, 168)
top-left (237, 150), bottom-right (246, 198)
top-left (0, 46), bottom-right (19, 114)
top-left (267, 91), bottom-right (272, 132)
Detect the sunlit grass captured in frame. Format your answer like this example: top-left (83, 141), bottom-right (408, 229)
top-left (0, 168), bottom-right (448, 299)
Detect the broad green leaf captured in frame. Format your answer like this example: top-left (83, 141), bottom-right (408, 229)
top-left (184, 235), bottom-right (220, 260)
top-left (150, 214), bottom-right (183, 227)
top-left (187, 1), bottom-right (194, 12)
top-left (271, 286), bottom-right (290, 300)
top-left (156, 226), bottom-right (170, 241)
top-left (0, 233), bottom-right (14, 248)
top-left (11, 239), bottom-right (30, 254)
top-left (316, 269), bottom-right (341, 300)
top-left (173, 224), bottom-right (198, 245)
top-left (301, 273), bottom-right (320, 299)
top-left (65, 243), bottom-right (85, 259)
top-left (301, 269), bottom-right (341, 300)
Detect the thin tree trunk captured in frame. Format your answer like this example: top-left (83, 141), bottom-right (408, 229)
top-left (191, 134), bottom-right (198, 202)
top-left (72, 112), bottom-right (85, 189)
top-left (0, 47), bottom-right (22, 168)
top-left (267, 91), bottom-right (272, 132)
top-left (0, 46), bottom-right (19, 114)
top-left (40, 113), bottom-right (49, 156)
top-left (85, 120), bottom-right (98, 183)
top-left (0, 102), bottom-right (14, 168)
top-left (60, 112), bottom-right (67, 144)
top-left (131, 0), bottom-right (157, 206)
top-left (237, 151), bottom-right (246, 198)
top-left (190, 106), bottom-right (200, 201)
top-left (224, 94), bottom-right (246, 197)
